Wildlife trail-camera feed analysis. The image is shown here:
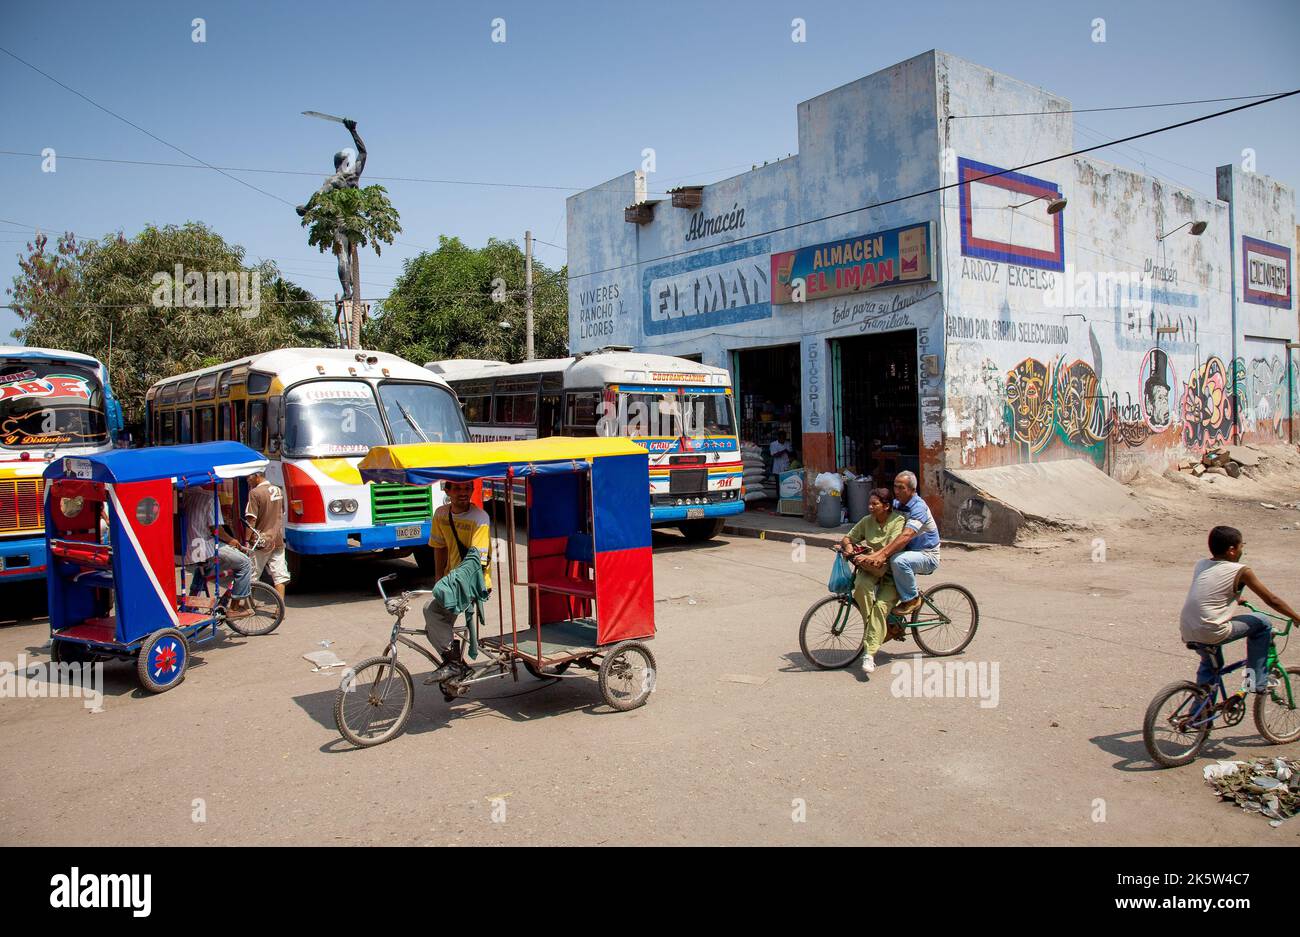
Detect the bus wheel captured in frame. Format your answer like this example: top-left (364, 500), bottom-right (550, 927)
top-left (285, 549), bottom-right (312, 591)
top-left (678, 518), bottom-right (725, 542)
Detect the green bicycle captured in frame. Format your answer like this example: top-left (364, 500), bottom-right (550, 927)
top-left (1142, 602), bottom-right (1299, 768)
top-left (798, 579), bottom-right (979, 668)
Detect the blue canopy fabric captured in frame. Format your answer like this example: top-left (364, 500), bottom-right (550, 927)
top-left (43, 442), bottom-right (268, 487)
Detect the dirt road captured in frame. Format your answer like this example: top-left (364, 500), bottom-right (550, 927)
top-left (2, 456), bottom-right (1298, 845)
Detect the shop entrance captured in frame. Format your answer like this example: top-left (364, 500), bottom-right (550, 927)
top-left (832, 330), bottom-right (919, 488)
top-left (733, 343), bottom-right (802, 469)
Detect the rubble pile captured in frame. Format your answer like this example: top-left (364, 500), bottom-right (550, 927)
top-left (1175, 445), bottom-right (1265, 480)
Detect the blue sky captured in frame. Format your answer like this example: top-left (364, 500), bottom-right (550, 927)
top-left (3, 0), bottom-right (1298, 341)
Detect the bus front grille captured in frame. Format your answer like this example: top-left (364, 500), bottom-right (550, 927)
top-left (371, 483), bottom-right (432, 525)
top-left (0, 478), bottom-right (44, 534)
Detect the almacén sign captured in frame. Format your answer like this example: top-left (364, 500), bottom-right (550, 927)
top-left (770, 222), bottom-right (933, 304)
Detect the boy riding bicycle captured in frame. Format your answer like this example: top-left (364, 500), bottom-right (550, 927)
top-left (1180, 526), bottom-right (1300, 691)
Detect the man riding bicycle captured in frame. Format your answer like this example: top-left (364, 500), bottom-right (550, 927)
top-left (858, 470), bottom-right (939, 617)
top-left (1180, 525), bottom-right (1300, 691)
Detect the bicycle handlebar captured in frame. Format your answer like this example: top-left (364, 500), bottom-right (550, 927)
top-left (1240, 600), bottom-right (1295, 632)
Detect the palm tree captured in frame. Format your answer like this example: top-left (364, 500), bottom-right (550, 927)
top-left (299, 185), bottom-right (401, 349)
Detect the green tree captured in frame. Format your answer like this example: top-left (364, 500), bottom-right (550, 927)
top-left (298, 184), bottom-right (401, 350)
top-left (367, 235), bottom-right (567, 365)
top-left (7, 223), bottom-right (333, 423)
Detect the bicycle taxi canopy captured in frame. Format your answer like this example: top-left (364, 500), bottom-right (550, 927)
top-left (43, 442), bottom-right (269, 670)
top-left (359, 437), bottom-right (654, 648)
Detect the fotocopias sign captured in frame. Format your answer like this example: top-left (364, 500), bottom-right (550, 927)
top-left (770, 222), bottom-right (933, 305)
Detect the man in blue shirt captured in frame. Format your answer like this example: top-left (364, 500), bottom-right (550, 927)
top-left (859, 470), bottom-right (939, 615)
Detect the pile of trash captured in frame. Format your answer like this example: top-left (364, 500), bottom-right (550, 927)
top-left (1176, 445), bottom-right (1264, 480)
top-left (1203, 757), bottom-right (1300, 827)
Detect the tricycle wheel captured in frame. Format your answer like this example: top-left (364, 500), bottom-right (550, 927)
top-left (334, 656), bottom-right (414, 747)
top-left (598, 641), bottom-right (656, 711)
top-left (137, 628), bottom-right (189, 693)
top-left (225, 581), bottom-right (285, 636)
top-left (51, 638), bottom-right (98, 665)
top-left (523, 659), bottom-right (571, 679)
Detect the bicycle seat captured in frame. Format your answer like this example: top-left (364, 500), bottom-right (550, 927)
top-left (1185, 642), bottom-right (1218, 652)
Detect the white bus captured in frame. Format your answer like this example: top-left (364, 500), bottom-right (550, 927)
top-left (428, 349), bottom-right (743, 541)
top-left (147, 348), bottom-right (468, 574)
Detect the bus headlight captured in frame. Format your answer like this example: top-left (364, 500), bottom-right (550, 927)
top-left (329, 498), bottom-right (358, 515)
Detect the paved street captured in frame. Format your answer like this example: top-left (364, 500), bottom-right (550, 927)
top-left (2, 461), bottom-right (1298, 846)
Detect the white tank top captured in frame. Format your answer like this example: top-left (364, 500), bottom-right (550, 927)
top-left (1179, 558), bottom-right (1243, 644)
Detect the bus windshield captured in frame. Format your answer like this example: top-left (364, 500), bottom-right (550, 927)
top-left (284, 379), bottom-right (469, 457)
top-left (620, 391), bottom-right (733, 438)
top-left (0, 360), bottom-right (108, 449)
top-left (377, 381), bottom-right (468, 445)
top-left (284, 381), bottom-right (389, 457)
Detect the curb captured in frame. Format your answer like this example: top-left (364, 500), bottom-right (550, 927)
top-left (721, 523), bottom-right (841, 548)
top-left (722, 523), bottom-right (995, 551)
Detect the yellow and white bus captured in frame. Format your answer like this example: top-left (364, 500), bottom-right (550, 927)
top-left (428, 349), bottom-right (743, 541)
top-left (146, 348), bottom-right (468, 573)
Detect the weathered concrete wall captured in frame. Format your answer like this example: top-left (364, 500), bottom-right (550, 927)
top-left (937, 52), bottom-right (1296, 484)
top-left (567, 51), bottom-right (946, 508)
top-left (567, 49), bottom-right (1298, 527)
top-left (1219, 165), bottom-right (1298, 447)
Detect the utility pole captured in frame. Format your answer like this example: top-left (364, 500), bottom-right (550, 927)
top-left (525, 229), bottom-right (535, 361)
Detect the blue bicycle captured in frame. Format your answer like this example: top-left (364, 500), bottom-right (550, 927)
top-left (1143, 602), bottom-right (1299, 767)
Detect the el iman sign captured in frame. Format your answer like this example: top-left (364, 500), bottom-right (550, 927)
top-left (770, 222), bottom-right (932, 305)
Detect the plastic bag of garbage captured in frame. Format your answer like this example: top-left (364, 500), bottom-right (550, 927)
top-left (813, 472), bottom-right (843, 495)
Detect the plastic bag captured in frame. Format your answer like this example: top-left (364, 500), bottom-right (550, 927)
top-left (813, 471), bottom-right (843, 494)
top-left (827, 554), bottom-right (854, 594)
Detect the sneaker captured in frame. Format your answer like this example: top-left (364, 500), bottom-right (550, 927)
top-left (860, 652), bottom-right (877, 674)
top-left (424, 661), bottom-right (463, 685)
top-left (894, 596), bottom-right (924, 616)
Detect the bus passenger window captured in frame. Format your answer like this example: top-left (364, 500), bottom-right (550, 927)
top-left (161, 411), bottom-right (175, 445)
top-left (198, 407), bottom-right (215, 442)
top-left (248, 401), bottom-right (266, 451)
top-left (179, 410), bottom-right (193, 444)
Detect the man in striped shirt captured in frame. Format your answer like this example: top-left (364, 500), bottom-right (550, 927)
top-left (859, 470), bottom-right (939, 615)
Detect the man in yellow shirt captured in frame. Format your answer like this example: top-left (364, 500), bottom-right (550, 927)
top-left (423, 480), bottom-right (492, 684)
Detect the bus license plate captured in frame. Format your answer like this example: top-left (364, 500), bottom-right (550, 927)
top-left (396, 525), bottom-right (423, 540)
top-left (686, 507), bottom-right (705, 519)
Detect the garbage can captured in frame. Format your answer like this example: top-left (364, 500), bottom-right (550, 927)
top-left (846, 477), bottom-right (871, 524)
top-left (816, 491), bottom-right (842, 528)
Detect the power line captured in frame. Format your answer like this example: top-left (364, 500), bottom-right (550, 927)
top-left (0, 149), bottom-right (754, 200)
top-left (569, 89), bottom-right (1298, 282)
top-left (949, 91), bottom-right (1291, 119)
top-left (0, 45), bottom-right (295, 207)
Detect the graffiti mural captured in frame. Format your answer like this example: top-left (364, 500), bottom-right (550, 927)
top-left (1107, 390), bottom-right (1150, 448)
top-left (946, 343), bottom-right (1009, 465)
top-left (1232, 357), bottom-right (1251, 431)
top-left (1052, 358), bottom-right (1108, 454)
top-left (1138, 348), bottom-right (1176, 432)
top-left (1181, 357), bottom-right (1234, 450)
top-left (1249, 356), bottom-right (1286, 437)
top-left (1005, 358), bottom-right (1054, 455)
